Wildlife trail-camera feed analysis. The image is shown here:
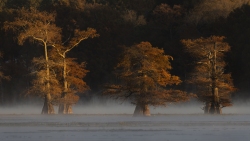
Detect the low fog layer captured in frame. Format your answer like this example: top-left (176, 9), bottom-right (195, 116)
top-left (0, 98), bottom-right (249, 115)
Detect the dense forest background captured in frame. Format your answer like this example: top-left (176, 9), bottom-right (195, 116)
top-left (0, 0), bottom-right (250, 106)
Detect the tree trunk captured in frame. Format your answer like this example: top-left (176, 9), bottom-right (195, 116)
top-left (209, 103), bottom-right (221, 114)
top-left (208, 43), bottom-right (222, 115)
top-left (204, 102), bottom-right (221, 114)
top-left (58, 104), bottom-right (65, 114)
top-left (66, 104), bottom-right (73, 114)
top-left (41, 95), bottom-right (54, 114)
top-left (204, 105), bottom-right (221, 114)
top-left (214, 87), bottom-right (221, 114)
top-left (58, 104), bottom-right (73, 114)
top-left (208, 88), bottom-right (221, 114)
top-left (133, 103), bottom-right (151, 117)
top-left (58, 56), bottom-right (73, 114)
top-left (204, 102), bottom-right (211, 114)
top-left (41, 42), bottom-right (55, 114)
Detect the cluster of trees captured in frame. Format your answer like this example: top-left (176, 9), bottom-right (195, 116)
top-left (0, 0), bottom-right (249, 116)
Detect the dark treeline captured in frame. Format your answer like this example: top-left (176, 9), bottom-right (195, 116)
top-left (0, 0), bottom-right (250, 112)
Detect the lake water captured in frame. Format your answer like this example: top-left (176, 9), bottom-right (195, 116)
top-left (0, 114), bottom-right (249, 141)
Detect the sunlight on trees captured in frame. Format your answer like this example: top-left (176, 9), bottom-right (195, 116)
top-left (51, 28), bottom-right (99, 114)
top-left (4, 8), bottom-right (61, 114)
top-left (0, 0), bottom-right (249, 116)
top-left (3, 7), bottom-right (99, 114)
top-left (181, 36), bottom-right (235, 114)
top-left (104, 42), bottom-right (193, 116)
top-left (28, 57), bottom-right (62, 108)
top-left (5, 8), bottom-right (61, 114)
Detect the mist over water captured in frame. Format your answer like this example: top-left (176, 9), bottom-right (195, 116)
top-left (1, 98), bottom-right (250, 141)
top-left (0, 98), bottom-right (249, 115)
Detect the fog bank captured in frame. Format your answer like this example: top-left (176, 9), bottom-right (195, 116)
top-left (0, 99), bottom-right (249, 115)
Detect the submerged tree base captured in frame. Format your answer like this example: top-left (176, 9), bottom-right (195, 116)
top-left (58, 104), bottom-right (73, 114)
top-left (204, 102), bottom-right (222, 114)
top-left (41, 102), bottom-right (55, 114)
top-left (133, 104), bottom-right (151, 117)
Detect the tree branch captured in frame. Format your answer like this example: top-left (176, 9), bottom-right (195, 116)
top-left (65, 37), bottom-right (88, 53)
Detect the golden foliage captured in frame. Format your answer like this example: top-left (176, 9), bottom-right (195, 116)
top-left (182, 36), bottom-right (235, 107)
top-left (105, 41), bottom-right (191, 106)
top-left (49, 27), bottom-right (98, 106)
top-left (66, 60), bottom-right (89, 92)
top-left (28, 61), bottom-right (62, 102)
top-left (4, 7), bottom-right (61, 46)
top-left (5, 7), bottom-right (98, 107)
top-left (67, 28), bottom-right (99, 49)
top-left (181, 36), bottom-right (230, 59)
top-left (59, 92), bottom-right (80, 105)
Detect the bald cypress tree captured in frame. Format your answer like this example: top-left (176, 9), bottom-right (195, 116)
top-left (181, 36), bottom-right (235, 114)
top-left (105, 42), bottom-right (191, 116)
top-left (4, 8), bottom-right (61, 114)
top-left (52, 28), bottom-right (99, 114)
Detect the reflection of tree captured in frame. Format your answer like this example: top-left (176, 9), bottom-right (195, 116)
top-left (182, 36), bottom-right (235, 114)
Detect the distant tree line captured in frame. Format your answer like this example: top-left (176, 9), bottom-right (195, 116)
top-left (0, 0), bottom-right (249, 115)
